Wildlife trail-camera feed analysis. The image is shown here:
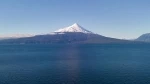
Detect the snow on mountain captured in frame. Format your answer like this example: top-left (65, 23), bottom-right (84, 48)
top-left (54, 23), bottom-right (93, 34)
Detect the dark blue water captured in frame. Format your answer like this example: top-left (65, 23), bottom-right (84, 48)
top-left (0, 44), bottom-right (150, 84)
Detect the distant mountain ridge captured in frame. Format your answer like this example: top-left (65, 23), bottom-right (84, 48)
top-left (136, 33), bottom-right (150, 42)
top-left (0, 34), bottom-right (34, 40)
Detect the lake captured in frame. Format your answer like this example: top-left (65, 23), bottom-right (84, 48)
top-left (0, 44), bottom-right (150, 84)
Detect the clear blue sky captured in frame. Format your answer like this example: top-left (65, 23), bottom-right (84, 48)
top-left (0, 0), bottom-right (150, 39)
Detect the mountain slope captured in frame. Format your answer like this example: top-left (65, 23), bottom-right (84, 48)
top-left (136, 33), bottom-right (150, 42)
top-left (0, 32), bottom-right (130, 44)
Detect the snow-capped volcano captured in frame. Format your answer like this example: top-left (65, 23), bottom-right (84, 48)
top-left (54, 23), bottom-right (93, 33)
top-left (0, 23), bottom-right (131, 44)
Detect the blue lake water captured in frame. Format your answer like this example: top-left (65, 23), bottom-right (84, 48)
top-left (0, 44), bottom-right (150, 84)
